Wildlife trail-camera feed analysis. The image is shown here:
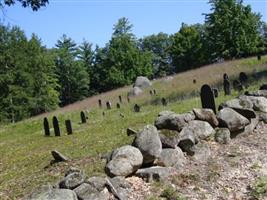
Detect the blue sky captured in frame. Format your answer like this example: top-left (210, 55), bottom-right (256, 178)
top-left (2, 0), bottom-right (267, 48)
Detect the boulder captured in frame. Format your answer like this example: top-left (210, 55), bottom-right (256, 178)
top-left (27, 185), bottom-right (78, 200)
top-left (106, 177), bottom-right (132, 200)
top-left (51, 150), bottom-right (68, 162)
top-left (159, 133), bottom-right (179, 149)
top-left (186, 120), bottom-right (215, 141)
top-left (155, 111), bottom-right (195, 131)
top-left (240, 96), bottom-right (267, 113)
top-left (73, 183), bottom-right (109, 200)
top-left (155, 148), bottom-right (186, 170)
top-left (86, 177), bottom-right (107, 191)
top-left (193, 108), bottom-right (219, 127)
top-left (65, 167), bottom-right (83, 177)
top-left (246, 90), bottom-right (267, 98)
top-left (59, 172), bottom-right (86, 190)
top-left (105, 145), bottom-right (143, 177)
top-left (135, 167), bottom-right (177, 182)
top-left (178, 129), bottom-right (196, 155)
top-left (134, 76), bottom-right (152, 89)
top-left (215, 128), bottom-right (231, 144)
top-left (217, 108), bottom-right (250, 132)
top-left (128, 86), bottom-right (143, 97)
top-left (220, 98), bottom-right (253, 110)
top-left (132, 125), bottom-right (162, 164)
top-left (258, 112), bottom-right (267, 123)
top-left (191, 142), bottom-right (211, 162)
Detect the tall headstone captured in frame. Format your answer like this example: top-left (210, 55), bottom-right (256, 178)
top-left (43, 117), bottom-right (50, 136)
top-left (127, 96), bottom-right (130, 103)
top-left (223, 73), bottom-right (229, 80)
top-left (193, 79), bottom-right (196, 84)
top-left (98, 99), bottom-right (102, 108)
top-left (213, 88), bottom-right (219, 98)
top-left (80, 111), bottom-right (86, 123)
top-left (149, 90), bottom-right (153, 95)
top-left (153, 89), bottom-right (156, 95)
top-left (134, 104), bottom-right (140, 112)
top-left (106, 101), bottom-right (112, 110)
top-left (52, 116), bottom-right (60, 137)
top-left (116, 103), bottom-right (121, 109)
top-left (223, 79), bottom-right (231, 95)
top-left (233, 80), bottom-right (243, 91)
top-left (65, 120), bottom-right (73, 135)
top-left (200, 84), bottom-right (216, 114)
top-left (119, 95), bottom-right (122, 103)
top-left (239, 72), bottom-right (248, 88)
top-left (258, 55), bottom-right (261, 61)
top-left (161, 98), bottom-right (167, 106)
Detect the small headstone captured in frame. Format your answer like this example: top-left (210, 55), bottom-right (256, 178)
top-left (116, 103), bottom-right (120, 109)
top-left (239, 72), bottom-right (248, 88)
top-left (213, 88), bottom-right (219, 98)
top-left (118, 95), bottom-right (122, 103)
top-left (106, 101), bottom-right (112, 110)
top-left (149, 90), bottom-right (153, 95)
top-left (52, 116), bottom-right (60, 137)
top-left (161, 98), bottom-right (167, 106)
top-left (193, 79), bottom-right (196, 84)
top-left (80, 111), bottom-right (86, 123)
top-left (223, 79), bottom-right (231, 95)
top-left (43, 117), bottom-right (50, 136)
top-left (233, 80), bottom-right (243, 91)
top-left (200, 84), bottom-right (216, 114)
top-left (223, 73), bottom-right (229, 80)
top-left (153, 89), bottom-right (156, 95)
top-left (102, 111), bottom-right (105, 116)
top-left (65, 120), bottom-right (73, 135)
top-left (51, 150), bottom-right (68, 162)
top-left (127, 96), bottom-right (130, 103)
top-left (134, 104), bottom-right (140, 112)
top-left (127, 128), bottom-right (137, 136)
top-left (258, 55), bottom-right (261, 61)
top-left (98, 99), bottom-right (102, 108)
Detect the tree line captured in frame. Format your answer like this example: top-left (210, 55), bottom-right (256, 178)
top-left (1, 0), bottom-right (267, 122)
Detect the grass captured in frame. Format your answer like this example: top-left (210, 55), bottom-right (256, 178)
top-left (0, 56), bottom-right (267, 199)
top-left (250, 176), bottom-right (267, 199)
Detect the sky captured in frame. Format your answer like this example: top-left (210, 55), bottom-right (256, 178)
top-left (1, 0), bottom-right (267, 48)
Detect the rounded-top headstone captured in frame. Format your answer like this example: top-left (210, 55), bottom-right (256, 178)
top-left (200, 84), bottom-right (216, 114)
top-left (52, 116), bottom-right (60, 137)
top-left (43, 117), bottom-right (50, 136)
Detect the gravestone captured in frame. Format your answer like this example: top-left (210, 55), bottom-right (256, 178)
top-left (116, 103), bottom-right (121, 109)
top-left (106, 101), bottom-right (112, 110)
top-left (98, 99), bottom-right (102, 108)
top-left (161, 98), bottom-right (167, 106)
top-left (52, 116), bottom-right (60, 137)
top-left (149, 90), bottom-right (153, 95)
top-left (200, 84), bottom-right (216, 114)
top-left (127, 96), bottom-right (130, 103)
top-left (102, 111), bottom-right (105, 116)
top-left (223, 73), bottom-right (229, 80)
top-left (80, 111), bottom-right (86, 123)
top-left (213, 88), bottom-right (219, 98)
top-left (119, 95), bottom-right (122, 103)
top-left (239, 72), bottom-right (248, 88)
top-left (43, 117), bottom-right (50, 136)
top-left (258, 55), bottom-right (261, 61)
top-left (223, 79), bottom-right (231, 95)
top-left (153, 89), bottom-right (156, 95)
top-left (134, 104), bottom-right (140, 112)
top-left (233, 80), bottom-right (243, 91)
top-left (65, 120), bottom-right (73, 135)
top-left (193, 79), bottom-right (196, 84)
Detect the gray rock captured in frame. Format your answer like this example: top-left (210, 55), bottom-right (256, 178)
top-left (217, 108), bottom-right (250, 132)
top-left (127, 128), bottom-right (137, 136)
top-left (258, 112), bottom-right (267, 123)
top-left (156, 148), bottom-right (186, 170)
top-left (191, 142), bottom-right (211, 162)
top-left (193, 108), bottom-right (219, 127)
top-left (246, 90), bottom-right (267, 98)
top-left (134, 76), bottom-right (152, 89)
top-left (105, 145), bottom-right (143, 177)
top-left (186, 120), bottom-right (215, 141)
top-left (107, 177), bottom-right (132, 200)
top-left (159, 133), bottom-right (179, 149)
top-left (128, 86), bottom-right (143, 97)
top-left (215, 128), bottom-right (231, 144)
top-left (27, 185), bottom-right (78, 200)
top-left (59, 172), bottom-right (85, 190)
top-left (178, 129), bottom-right (196, 155)
top-left (240, 96), bottom-right (267, 113)
top-left (51, 150), bottom-right (68, 162)
top-left (65, 167), bottom-right (83, 177)
top-left (135, 167), bottom-right (177, 182)
top-left (74, 184), bottom-right (109, 200)
top-left (86, 176), bottom-right (107, 191)
top-left (133, 125), bottom-right (162, 164)
top-left (221, 98), bottom-right (253, 110)
top-left (155, 111), bottom-right (195, 131)
top-left (241, 117), bottom-right (259, 136)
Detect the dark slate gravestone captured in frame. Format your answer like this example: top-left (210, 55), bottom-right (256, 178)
top-left (119, 95), bottom-right (122, 103)
top-left (200, 84), bottom-right (216, 114)
top-left (223, 79), bottom-right (231, 95)
top-left (127, 96), bottom-right (130, 103)
top-left (134, 104), bottom-right (140, 112)
top-left (193, 79), bottom-right (196, 84)
top-left (233, 80), bottom-right (243, 91)
top-left (161, 98), bottom-right (168, 106)
top-left (258, 55), bottom-right (261, 61)
top-left (153, 89), bottom-right (156, 95)
top-left (260, 84), bottom-right (267, 90)
top-left (239, 72), bottom-right (248, 88)
top-left (116, 103), bottom-right (121, 109)
top-left (80, 111), bottom-right (87, 123)
top-left (52, 116), bottom-right (60, 136)
top-left (149, 90), bottom-right (153, 95)
top-left (98, 99), bottom-right (102, 108)
top-left (43, 117), bottom-right (50, 136)
top-left (65, 120), bottom-right (73, 135)
top-left (102, 111), bottom-right (105, 116)
top-left (223, 73), bottom-right (229, 80)
top-left (106, 101), bottom-right (112, 110)
top-left (213, 88), bottom-right (219, 98)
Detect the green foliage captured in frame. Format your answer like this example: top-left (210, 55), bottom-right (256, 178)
top-left (1, 0), bottom-right (48, 11)
top-left (250, 176), bottom-right (267, 199)
top-left (161, 186), bottom-right (187, 200)
top-left (205, 0), bottom-right (262, 60)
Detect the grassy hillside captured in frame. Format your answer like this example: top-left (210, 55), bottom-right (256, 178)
top-left (0, 56), bottom-right (267, 199)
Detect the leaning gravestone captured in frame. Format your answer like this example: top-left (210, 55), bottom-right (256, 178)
top-left (106, 101), bottom-right (112, 110)
top-left (134, 104), bottom-right (140, 112)
top-left (223, 79), bottom-right (231, 95)
top-left (53, 116), bottom-right (60, 137)
top-left (43, 117), bottom-right (50, 136)
top-left (98, 99), bottom-right (102, 108)
top-left (80, 111), bottom-right (87, 123)
top-left (65, 120), bottom-right (73, 135)
top-left (239, 72), bottom-right (248, 88)
top-left (119, 95), bottom-right (122, 103)
top-left (213, 88), bottom-right (219, 98)
top-left (116, 103), bottom-right (120, 109)
top-left (200, 84), bottom-right (216, 114)
top-left (161, 98), bottom-right (167, 106)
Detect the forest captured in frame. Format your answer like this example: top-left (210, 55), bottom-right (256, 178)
top-left (0, 0), bottom-right (267, 122)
